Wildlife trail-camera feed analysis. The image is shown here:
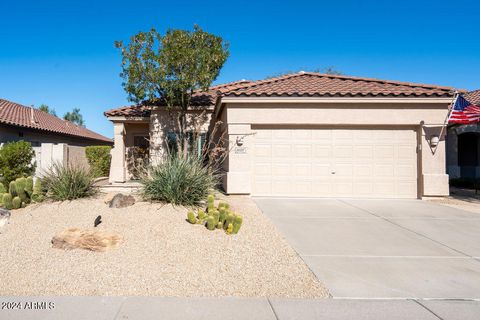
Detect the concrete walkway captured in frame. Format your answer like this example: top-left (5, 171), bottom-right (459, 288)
top-left (1, 297), bottom-right (479, 320)
top-left (255, 198), bottom-right (480, 300)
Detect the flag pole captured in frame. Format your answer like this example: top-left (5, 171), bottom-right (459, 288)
top-left (434, 90), bottom-right (459, 154)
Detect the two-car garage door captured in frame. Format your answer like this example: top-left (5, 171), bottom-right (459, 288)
top-left (252, 127), bottom-right (418, 198)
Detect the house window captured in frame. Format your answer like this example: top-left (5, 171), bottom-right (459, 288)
top-left (133, 135), bottom-right (149, 149)
top-left (18, 132), bottom-right (24, 137)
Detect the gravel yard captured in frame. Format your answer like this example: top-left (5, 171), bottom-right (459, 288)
top-left (0, 194), bottom-right (328, 298)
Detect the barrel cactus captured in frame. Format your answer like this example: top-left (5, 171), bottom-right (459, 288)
top-left (3, 193), bottom-right (12, 210)
top-left (219, 208), bottom-right (226, 225)
top-left (198, 210), bottom-right (206, 220)
top-left (226, 212), bottom-right (235, 227)
top-left (233, 215), bottom-right (243, 234)
top-left (226, 223), bottom-right (233, 234)
top-left (187, 211), bottom-right (197, 224)
top-left (25, 177), bottom-right (34, 195)
top-left (206, 216), bottom-right (216, 230)
top-left (9, 181), bottom-right (17, 197)
top-left (12, 196), bottom-right (22, 209)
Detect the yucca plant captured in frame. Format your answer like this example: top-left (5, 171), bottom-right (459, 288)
top-left (42, 162), bottom-right (95, 201)
top-left (141, 153), bottom-right (219, 206)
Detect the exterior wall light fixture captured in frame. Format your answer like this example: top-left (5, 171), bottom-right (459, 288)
top-left (430, 135), bottom-right (439, 147)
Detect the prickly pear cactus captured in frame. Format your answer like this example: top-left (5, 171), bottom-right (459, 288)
top-left (187, 211), bottom-right (197, 224)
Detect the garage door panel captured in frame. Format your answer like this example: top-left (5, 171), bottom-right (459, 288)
top-left (272, 163), bottom-right (290, 176)
top-left (252, 128), bottom-right (417, 198)
top-left (254, 163), bottom-right (271, 176)
top-left (273, 144), bottom-right (291, 157)
top-left (314, 146), bottom-right (332, 158)
top-left (312, 164), bottom-right (331, 176)
top-left (334, 146), bottom-right (353, 158)
top-left (254, 144), bottom-right (271, 157)
top-left (293, 144), bottom-right (312, 157)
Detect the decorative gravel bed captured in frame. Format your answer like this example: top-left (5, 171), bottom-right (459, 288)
top-left (0, 194), bottom-right (329, 297)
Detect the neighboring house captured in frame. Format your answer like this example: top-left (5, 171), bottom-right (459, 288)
top-left (0, 98), bottom-right (112, 173)
top-left (105, 72), bottom-right (455, 199)
top-left (446, 90), bottom-right (480, 179)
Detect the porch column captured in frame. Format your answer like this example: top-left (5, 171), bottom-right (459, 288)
top-left (149, 110), bottom-right (170, 166)
top-left (109, 122), bottom-right (126, 183)
top-left (223, 124), bottom-right (252, 194)
top-left (421, 125), bottom-right (449, 197)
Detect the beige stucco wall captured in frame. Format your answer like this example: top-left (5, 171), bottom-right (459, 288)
top-left (149, 109), bottom-right (212, 165)
top-left (219, 101), bottom-right (451, 198)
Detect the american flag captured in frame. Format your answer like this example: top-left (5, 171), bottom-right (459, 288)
top-left (448, 94), bottom-right (480, 124)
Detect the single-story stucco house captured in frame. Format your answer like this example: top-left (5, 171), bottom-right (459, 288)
top-left (446, 89), bottom-right (480, 179)
top-left (0, 98), bottom-right (113, 174)
top-left (105, 72), bottom-right (456, 199)
top-left (0, 98), bottom-right (112, 147)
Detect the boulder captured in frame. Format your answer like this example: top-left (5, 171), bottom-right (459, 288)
top-left (0, 208), bottom-right (11, 230)
top-left (108, 193), bottom-right (135, 208)
top-left (103, 192), bottom-right (117, 204)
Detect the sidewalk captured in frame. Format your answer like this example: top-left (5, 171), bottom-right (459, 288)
top-left (1, 297), bottom-right (479, 320)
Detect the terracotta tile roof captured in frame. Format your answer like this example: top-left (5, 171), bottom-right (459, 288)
top-left (104, 80), bottom-right (253, 117)
top-left (222, 72), bottom-right (455, 98)
top-left (104, 73), bottom-right (455, 117)
top-left (465, 89), bottom-right (480, 105)
top-left (0, 98), bottom-right (112, 143)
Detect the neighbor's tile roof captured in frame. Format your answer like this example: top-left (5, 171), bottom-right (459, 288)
top-left (104, 73), bottom-right (455, 117)
top-left (0, 98), bottom-right (112, 143)
top-left (222, 72), bottom-right (455, 98)
top-left (465, 89), bottom-right (480, 105)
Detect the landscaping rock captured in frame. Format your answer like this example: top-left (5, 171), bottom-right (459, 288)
top-left (0, 208), bottom-right (11, 231)
top-left (108, 194), bottom-right (135, 208)
top-left (103, 192), bottom-right (117, 204)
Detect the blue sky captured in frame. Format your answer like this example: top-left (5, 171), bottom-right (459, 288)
top-left (0, 0), bottom-right (478, 138)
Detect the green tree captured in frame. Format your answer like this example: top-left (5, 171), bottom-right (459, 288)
top-left (63, 108), bottom-right (85, 127)
top-left (0, 141), bottom-right (36, 187)
top-left (115, 25), bottom-right (229, 154)
top-left (38, 104), bottom-right (57, 116)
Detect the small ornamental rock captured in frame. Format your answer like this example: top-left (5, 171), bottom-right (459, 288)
top-left (108, 194), bottom-right (135, 208)
top-left (0, 208), bottom-right (11, 230)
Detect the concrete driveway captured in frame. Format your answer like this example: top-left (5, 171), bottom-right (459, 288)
top-left (254, 198), bottom-right (480, 300)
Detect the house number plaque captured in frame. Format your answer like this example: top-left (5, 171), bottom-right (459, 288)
top-left (234, 147), bottom-right (247, 154)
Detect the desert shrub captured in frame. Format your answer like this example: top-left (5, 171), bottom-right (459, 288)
top-left (43, 163), bottom-right (95, 201)
top-left (85, 146), bottom-right (112, 177)
top-left (141, 154), bottom-right (218, 206)
top-left (0, 141), bottom-right (36, 187)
